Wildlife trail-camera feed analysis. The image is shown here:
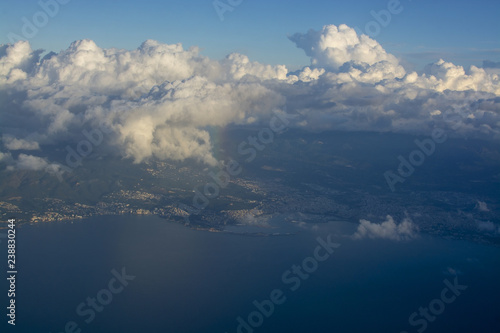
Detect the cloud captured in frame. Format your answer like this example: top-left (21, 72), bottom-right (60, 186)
top-left (0, 41), bottom-right (42, 83)
top-left (482, 60), bottom-right (500, 69)
top-left (0, 151), bottom-right (13, 163)
top-left (352, 215), bottom-right (418, 241)
top-left (289, 24), bottom-right (401, 71)
top-left (476, 221), bottom-right (500, 234)
top-left (239, 213), bottom-right (270, 227)
top-left (3, 153), bottom-right (67, 180)
top-left (0, 24), bottom-right (499, 169)
top-left (476, 200), bottom-right (490, 212)
top-left (421, 59), bottom-right (500, 94)
top-left (15, 153), bottom-right (50, 170)
top-left (221, 53), bottom-right (291, 81)
top-left (2, 135), bottom-right (40, 150)
top-left (480, 60), bottom-right (500, 77)
top-left (109, 76), bottom-right (284, 165)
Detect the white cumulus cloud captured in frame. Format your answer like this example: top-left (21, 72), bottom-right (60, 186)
top-left (0, 24), bottom-right (499, 170)
top-left (352, 215), bottom-right (418, 241)
top-left (289, 24), bottom-right (400, 70)
top-left (3, 135), bottom-right (40, 150)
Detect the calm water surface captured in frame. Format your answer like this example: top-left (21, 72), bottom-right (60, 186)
top-left (2, 215), bottom-right (499, 333)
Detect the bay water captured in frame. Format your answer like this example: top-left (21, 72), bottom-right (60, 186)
top-left (2, 215), bottom-right (499, 333)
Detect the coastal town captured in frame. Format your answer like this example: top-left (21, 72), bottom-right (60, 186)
top-left (0, 171), bottom-right (497, 246)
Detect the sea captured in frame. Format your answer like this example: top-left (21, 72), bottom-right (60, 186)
top-left (1, 215), bottom-right (499, 333)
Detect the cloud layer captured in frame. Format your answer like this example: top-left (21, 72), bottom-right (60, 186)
top-left (1, 24), bottom-right (499, 170)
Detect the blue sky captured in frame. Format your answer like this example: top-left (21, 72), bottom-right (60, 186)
top-left (1, 0), bottom-right (499, 70)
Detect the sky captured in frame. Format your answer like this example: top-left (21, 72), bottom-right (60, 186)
top-left (1, 0), bottom-right (499, 70)
top-left (0, 0), bottom-right (499, 173)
